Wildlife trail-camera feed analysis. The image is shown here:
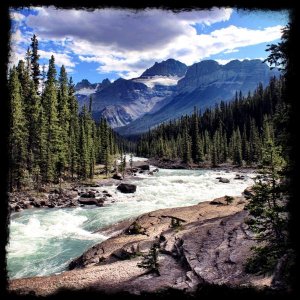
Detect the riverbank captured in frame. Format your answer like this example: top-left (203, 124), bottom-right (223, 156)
top-left (147, 157), bottom-right (258, 173)
top-left (9, 192), bottom-right (274, 297)
top-left (8, 158), bottom-right (257, 213)
top-left (8, 160), bottom-right (154, 213)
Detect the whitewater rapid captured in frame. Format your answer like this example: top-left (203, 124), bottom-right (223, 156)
top-left (7, 166), bottom-right (255, 279)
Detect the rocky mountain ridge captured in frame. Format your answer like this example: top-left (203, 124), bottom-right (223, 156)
top-left (75, 59), bottom-right (279, 133)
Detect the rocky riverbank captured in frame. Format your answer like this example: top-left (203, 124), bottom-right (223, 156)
top-left (8, 163), bottom-right (154, 213)
top-left (9, 190), bottom-right (276, 297)
top-left (147, 157), bottom-right (257, 172)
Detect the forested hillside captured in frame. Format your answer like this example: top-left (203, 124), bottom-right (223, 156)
top-left (8, 35), bottom-right (120, 191)
top-left (137, 76), bottom-right (285, 166)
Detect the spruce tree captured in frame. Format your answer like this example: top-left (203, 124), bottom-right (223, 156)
top-left (57, 65), bottom-right (70, 177)
top-left (30, 34), bottom-right (40, 93)
top-left (191, 108), bottom-right (203, 163)
top-left (233, 128), bottom-right (243, 166)
top-left (42, 55), bottom-right (62, 182)
top-left (68, 77), bottom-right (80, 179)
top-left (245, 140), bottom-right (288, 273)
top-left (8, 67), bottom-right (28, 190)
top-left (182, 125), bottom-right (191, 164)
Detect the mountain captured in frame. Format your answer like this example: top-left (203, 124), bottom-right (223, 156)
top-left (75, 59), bottom-right (279, 134)
top-left (141, 58), bottom-right (187, 77)
top-left (76, 59), bottom-right (186, 127)
top-left (116, 59), bottom-right (279, 136)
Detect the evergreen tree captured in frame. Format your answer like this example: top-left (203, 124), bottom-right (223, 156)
top-left (232, 128), bottom-right (243, 166)
top-left (68, 77), bottom-right (80, 179)
top-left (245, 140), bottom-right (288, 273)
top-left (191, 107), bottom-right (203, 163)
top-left (30, 34), bottom-right (40, 93)
top-left (8, 36), bottom-right (120, 188)
top-left (57, 65), bottom-right (70, 177)
top-left (42, 55), bottom-right (62, 181)
top-left (8, 67), bottom-right (28, 190)
top-left (182, 124), bottom-right (191, 164)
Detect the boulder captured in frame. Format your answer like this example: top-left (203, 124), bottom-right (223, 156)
top-left (112, 173), bottom-right (123, 180)
top-left (89, 183), bottom-right (101, 187)
top-left (210, 197), bottom-right (227, 205)
top-left (131, 168), bottom-right (139, 173)
top-left (117, 183), bottom-right (137, 194)
top-left (148, 171), bottom-right (154, 175)
top-left (139, 164), bottom-right (150, 170)
top-left (50, 189), bottom-right (60, 194)
top-left (234, 174), bottom-right (245, 180)
top-left (219, 177), bottom-right (230, 183)
top-left (78, 198), bottom-right (100, 205)
top-left (15, 205), bottom-right (22, 212)
top-left (80, 191), bottom-right (96, 198)
top-left (32, 200), bottom-right (41, 207)
top-left (153, 168), bottom-right (159, 173)
top-left (63, 190), bottom-right (78, 198)
top-left (243, 186), bottom-right (255, 199)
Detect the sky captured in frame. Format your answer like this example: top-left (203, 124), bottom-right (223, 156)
top-left (9, 7), bottom-right (289, 84)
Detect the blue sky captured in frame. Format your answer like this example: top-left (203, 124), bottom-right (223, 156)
top-left (10, 7), bottom-right (289, 84)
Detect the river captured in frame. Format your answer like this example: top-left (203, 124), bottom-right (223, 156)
top-left (7, 160), bottom-right (255, 279)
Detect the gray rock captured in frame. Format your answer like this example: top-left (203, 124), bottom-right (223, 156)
top-left (112, 173), bottom-right (123, 180)
top-left (78, 198), bottom-right (100, 205)
top-left (139, 165), bottom-right (150, 170)
top-left (219, 177), bottom-right (230, 183)
top-left (117, 183), bottom-right (137, 193)
top-left (80, 191), bottom-right (96, 198)
top-left (243, 186), bottom-right (254, 199)
top-left (234, 174), bottom-right (245, 180)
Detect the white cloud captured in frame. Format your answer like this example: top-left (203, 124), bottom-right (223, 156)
top-left (8, 44), bottom-right (25, 69)
top-left (73, 24), bottom-right (283, 78)
top-left (215, 58), bottom-right (265, 65)
top-left (10, 11), bottom-right (26, 22)
top-left (11, 8), bottom-right (285, 79)
top-left (39, 50), bottom-right (75, 69)
top-left (224, 48), bottom-right (239, 54)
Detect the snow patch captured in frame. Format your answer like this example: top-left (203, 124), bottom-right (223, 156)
top-left (75, 84), bottom-right (98, 96)
top-left (133, 75), bottom-right (182, 88)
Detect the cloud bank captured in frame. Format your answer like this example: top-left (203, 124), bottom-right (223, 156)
top-left (10, 7), bottom-right (284, 79)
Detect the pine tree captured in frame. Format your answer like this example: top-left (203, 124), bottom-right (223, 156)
top-left (122, 155), bottom-right (126, 178)
top-left (26, 80), bottom-right (42, 172)
top-left (8, 67), bottom-right (28, 190)
top-left (68, 77), bottom-right (79, 179)
top-left (57, 65), bottom-right (70, 178)
top-left (191, 107), bottom-right (203, 164)
top-left (233, 128), bottom-right (243, 166)
top-left (42, 55), bottom-right (62, 182)
top-left (137, 243), bottom-right (160, 276)
top-left (30, 34), bottom-right (40, 93)
top-left (182, 124), bottom-right (191, 164)
top-left (245, 140), bottom-right (288, 273)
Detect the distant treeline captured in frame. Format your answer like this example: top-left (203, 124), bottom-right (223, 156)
top-left (137, 76), bottom-right (286, 166)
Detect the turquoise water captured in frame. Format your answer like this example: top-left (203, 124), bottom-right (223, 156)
top-left (7, 167), bottom-right (254, 279)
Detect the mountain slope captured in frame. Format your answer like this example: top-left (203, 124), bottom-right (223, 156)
top-left (116, 59), bottom-right (279, 136)
top-left (76, 59), bottom-right (186, 127)
top-left (141, 58), bottom-right (187, 77)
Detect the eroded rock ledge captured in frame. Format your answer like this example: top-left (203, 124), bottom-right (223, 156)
top-left (9, 195), bottom-right (271, 296)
